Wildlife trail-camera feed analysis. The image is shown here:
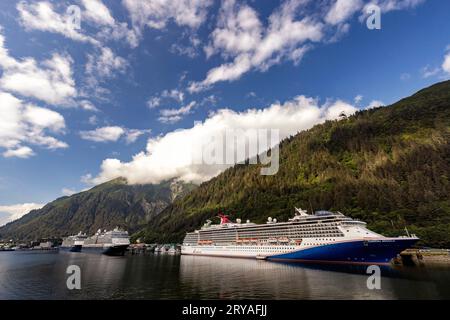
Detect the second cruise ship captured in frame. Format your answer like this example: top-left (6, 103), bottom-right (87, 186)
top-left (181, 208), bottom-right (419, 264)
top-left (61, 228), bottom-right (130, 256)
top-left (83, 227), bottom-right (130, 256)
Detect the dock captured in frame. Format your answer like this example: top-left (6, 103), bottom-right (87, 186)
top-left (396, 249), bottom-right (450, 266)
top-left (127, 243), bottom-right (181, 255)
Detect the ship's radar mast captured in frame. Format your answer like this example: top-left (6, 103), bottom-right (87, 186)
top-left (295, 207), bottom-right (309, 216)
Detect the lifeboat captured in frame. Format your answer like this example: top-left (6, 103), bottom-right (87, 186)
top-left (278, 237), bottom-right (289, 243)
top-left (197, 240), bottom-right (213, 245)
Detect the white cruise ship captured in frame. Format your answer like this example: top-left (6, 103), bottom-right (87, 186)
top-left (61, 231), bottom-right (88, 252)
top-left (181, 208), bottom-right (419, 264)
top-left (82, 227), bottom-right (130, 256)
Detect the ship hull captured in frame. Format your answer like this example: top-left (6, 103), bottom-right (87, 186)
top-left (82, 244), bottom-right (129, 256)
top-left (182, 238), bottom-right (418, 265)
top-left (60, 245), bottom-right (82, 252)
top-left (268, 238), bottom-right (418, 264)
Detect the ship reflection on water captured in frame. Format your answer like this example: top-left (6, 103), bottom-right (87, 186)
top-left (0, 251), bottom-right (449, 299)
top-left (179, 255), bottom-right (450, 299)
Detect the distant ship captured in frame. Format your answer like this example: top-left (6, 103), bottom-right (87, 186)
top-left (82, 227), bottom-right (130, 256)
top-left (61, 228), bottom-right (130, 256)
top-left (181, 208), bottom-right (419, 265)
top-left (61, 232), bottom-right (88, 252)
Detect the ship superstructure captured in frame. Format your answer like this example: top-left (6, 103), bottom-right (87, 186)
top-left (181, 208), bottom-right (418, 264)
top-left (83, 227), bottom-right (130, 256)
top-left (61, 231), bottom-right (88, 252)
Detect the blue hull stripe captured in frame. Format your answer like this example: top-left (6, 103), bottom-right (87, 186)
top-left (82, 245), bottom-right (128, 256)
top-left (268, 239), bottom-right (418, 264)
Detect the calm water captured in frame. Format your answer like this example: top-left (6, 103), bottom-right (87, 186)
top-left (1, 251), bottom-right (450, 299)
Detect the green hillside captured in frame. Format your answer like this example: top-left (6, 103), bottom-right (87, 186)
top-left (136, 81), bottom-right (450, 248)
top-left (0, 178), bottom-right (196, 241)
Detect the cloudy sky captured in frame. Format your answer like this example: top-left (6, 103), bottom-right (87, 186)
top-left (0, 0), bottom-right (449, 225)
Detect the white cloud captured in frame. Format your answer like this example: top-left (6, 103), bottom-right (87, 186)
top-left (3, 146), bottom-right (35, 159)
top-left (86, 46), bottom-right (128, 79)
top-left (200, 94), bottom-right (218, 107)
top-left (169, 34), bottom-right (202, 58)
top-left (124, 129), bottom-right (152, 144)
top-left (83, 46), bottom-right (128, 99)
top-left (86, 95), bottom-right (357, 185)
top-left (325, 0), bottom-right (363, 25)
top-left (81, 173), bottom-right (93, 184)
top-left (204, 1), bottom-right (262, 57)
top-left (170, 43), bottom-right (198, 58)
top-left (17, 1), bottom-right (99, 45)
top-left (190, 0), bottom-right (426, 92)
top-left (0, 202), bottom-right (44, 226)
top-left (81, 0), bottom-right (115, 27)
top-left (80, 126), bottom-right (150, 143)
top-left (420, 46), bottom-right (450, 79)
top-left (0, 93), bottom-right (29, 149)
top-left (147, 97), bottom-right (161, 109)
top-left (324, 100), bottom-right (358, 119)
top-left (147, 89), bottom-right (185, 110)
top-left (366, 100), bottom-right (385, 109)
top-left (158, 101), bottom-right (196, 124)
top-left (359, 0), bottom-right (425, 22)
top-left (368, 0), bottom-right (425, 13)
top-left (0, 53), bottom-right (76, 106)
top-left (189, 0), bottom-right (323, 92)
top-left (80, 126), bottom-right (125, 142)
top-left (88, 115), bottom-right (98, 125)
top-left (420, 65), bottom-right (439, 79)
top-left (354, 94), bottom-right (363, 104)
top-left (101, 23), bottom-right (140, 48)
top-left (17, 0), bottom-right (139, 48)
top-left (80, 100), bottom-right (99, 112)
top-left (162, 89), bottom-right (184, 103)
top-left (23, 105), bottom-right (66, 132)
top-left (82, 0), bottom-right (139, 47)
top-left (0, 29), bottom-right (76, 106)
top-left (442, 52), bottom-right (450, 75)
top-left (61, 188), bottom-right (77, 196)
top-left (123, 0), bottom-right (212, 31)
top-left (0, 92), bottom-right (68, 157)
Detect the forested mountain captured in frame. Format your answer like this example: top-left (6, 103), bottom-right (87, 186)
top-left (136, 81), bottom-right (450, 248)
top-left (0, 178), bottom-right (196, 241)
top-left (2, 81), bottom-right (449, 247)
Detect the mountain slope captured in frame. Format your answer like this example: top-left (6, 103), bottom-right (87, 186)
top-left (0, 178), bottom-right (196, 241)
top-left (136, 81), bottom-right (450, 248)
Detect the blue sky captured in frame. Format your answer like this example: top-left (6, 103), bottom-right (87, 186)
top-left (0, 0), bottom-right (449, 225)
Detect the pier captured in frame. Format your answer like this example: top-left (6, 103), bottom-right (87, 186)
top-left (127, 243), bottom-right (181, 255)
top-left (396, 249), bottom-right (450, 266)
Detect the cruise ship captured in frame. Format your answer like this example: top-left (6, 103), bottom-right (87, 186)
top-left (82, 227), bottom-right (130, 256)
top-left (181, 208), bottom-right (419, 264)
top-left (61, 232), bottom-right (88, 252)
